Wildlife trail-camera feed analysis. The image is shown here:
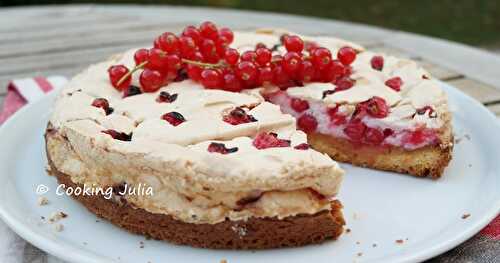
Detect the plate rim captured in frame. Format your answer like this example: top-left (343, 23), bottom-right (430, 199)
top-left (0, 82), bottom-right (499, 263)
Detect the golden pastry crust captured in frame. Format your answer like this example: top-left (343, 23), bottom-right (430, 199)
top-left (47, 153), bottom-right (345, 249)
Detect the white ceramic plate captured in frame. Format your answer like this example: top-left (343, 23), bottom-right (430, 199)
top-left (0, 81), bottom-right (499, 263)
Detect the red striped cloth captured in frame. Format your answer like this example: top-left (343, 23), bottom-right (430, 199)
top-left (0, 76), bottom-right (67, 124)
top-left (0, 77), bottom-right (498, 261)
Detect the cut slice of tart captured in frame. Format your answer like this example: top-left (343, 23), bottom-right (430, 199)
top-left (263, 49), bottom-right (453, 178)
top-left (233, 29), bottom-right (453, 178)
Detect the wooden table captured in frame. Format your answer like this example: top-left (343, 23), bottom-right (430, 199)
top-left (0, 4), bottom-right (499, 262)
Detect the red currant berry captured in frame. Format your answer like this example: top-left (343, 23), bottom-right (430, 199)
top-left (366, 96), bottom-right (389, 118)
top-left (108, 65), bottom-right (131, 91)
top-left (166, 54), bottom-right (181, 71)
top-left (272, 64), bottom-right (292, 88)
top-left (284, 35), bottom-right (304, 53)
top-left (224, 48), bottom-right (240, 65)
top-left (255, 42), bottom-right (267, 49)
top-left (297, 114), bottom-right (318, 133)
top-left (255, 47), bottom-right (272, 66)
top-left (297, 60), bottom-right (315, 82)
top-left (102, 130), bottom-right (131, 141)
top-left (158, 32), bottom-right (179, 53)
top-left (223, 107), bottom-right (257, 125)
top-left (147, 48), bottom-right (168, 70)
top-left (330, 60), bottom-right (346, 78)
top-left (311, 48), bottom-right (332, 70)
top-left (282, 52), bottom-right (302, 75)
top-left (153, 36), bottom-right (161, 49)
top-left (364, 127), bottom-right (385, 144)
top-left (179, 36), bottom-right (196, 58)
top-left (337, 46), bottom-right (357, 66)
top-left (235, 61), bottom-right (258, 82)
top-left (134, 49), bottom-right (149, 66)
top-left (187, 65), bottom-right (202, 81)
top-left (343, 121), bottom-right (367, 142)
top-left (257, 66), bottom-right (273, 86)
top-left (371, 55), bottom-right (384, 71)
top-left (140, 69), bottom-right (164, 92)
top-left (182, 25), bottom-right (202, 45)
top-left (200, 39), bottom-right (217, 61)
top-left (294, 143), bottom-right (310, 150)
top-left (290, 98), bottom-right (309, 112)
top-left (218, 27), bottom-right (234, 44)
top-left (91, 98), bottom-right (110, 111)
top-left (253, 132), bottom-right (291, 149)
top-left (200, 69), bottom-right (222, 89)
top-left (215, 36), bottom-right (230, 56)
top-left (208, 142), bottom-right (238, 154)
top-left (162, 111), bottom-right (186, 126)
top-left (241, 50), bottom-right (257, 62)
top-left (385, 77), bottom-right (403, 91)
top-left (222, 73), bottom-right (243, 92)
top-left (199, 21), bottom-right (218, 40)
top-left (335, 77), bottom-right (355, 91)
top-left (305, 41), bottom-right (319, 53)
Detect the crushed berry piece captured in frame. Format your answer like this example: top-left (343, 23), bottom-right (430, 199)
top-left (102, 130), bottom-right (132, 141)
top-left (91, 98), bottom-right (114, 115)
top-left (371, 55), bottom-right (384, 71)
top-left (335, 77), bottom-right (355, 91)
top-left (156, 91), bottom-right (178, 103)
top-left (294, 143), bottom-right (310, 150)
top-left (383, 128), bottom-right (395, 137)
top-left (290, 98), bottom-right (310, 112)
top-left (385, 77), bottom-right (403, 91)
top-left (322, 89), bottom-right (336, 99)
top-left (297, 114), bottom-right (318, 133)
top-left (123, 85), bottom-right (142, 98)
top-left (327, 106), bottom-right (347, 125)
top-left (253, 132), bottom-right (291, 149)
top-left (366, 96), bottom-right (389, 118)
top-left (364, 127), bottom-right (385, 144)
top-left (416, 106), bottom-right (436, 117)
top-left (223, 107), bottom-right (257, 125)
top-left (343, 121), bottom-right (367, 142)
top-left (207, 142), bottom-right (238, 154)
top-left (162, 111), bottom-right (186, 126)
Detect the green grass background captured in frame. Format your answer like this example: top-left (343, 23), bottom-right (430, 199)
top-left (1, 0), bottom-right (499, 46)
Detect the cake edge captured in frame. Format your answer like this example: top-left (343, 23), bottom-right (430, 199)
top-left (45, 129), bottom-right (345, 250)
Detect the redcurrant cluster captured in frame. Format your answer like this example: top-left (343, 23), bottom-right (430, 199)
top-left (108, 21), bottom-right (359, 95)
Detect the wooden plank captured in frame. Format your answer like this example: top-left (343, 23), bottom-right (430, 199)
top-left (419, 60), bottom-right (462, 81)
top-left (0, 45), bottom-right (140, 76)
top-left (0, 8), bottom-right (129, 33)
top-left (0, 30), bottom-right (165, 59)
top-left (446, 78), bottom-right (500, 104)
top-left (0, 20), bottom-right (171, 44)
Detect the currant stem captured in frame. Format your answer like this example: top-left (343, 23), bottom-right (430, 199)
top-left (117, 61), bottom-right (148, 87)
top-left (181, 58), bottom-right (226, 69)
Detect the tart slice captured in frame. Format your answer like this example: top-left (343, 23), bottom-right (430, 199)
top-left (264, 50), bottom-right (453, 177)
top-left (232, 29), bottom-right (452, 178)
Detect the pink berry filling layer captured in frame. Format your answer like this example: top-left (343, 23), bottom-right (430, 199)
top-left (266, 91), bottom-right (440, 150)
